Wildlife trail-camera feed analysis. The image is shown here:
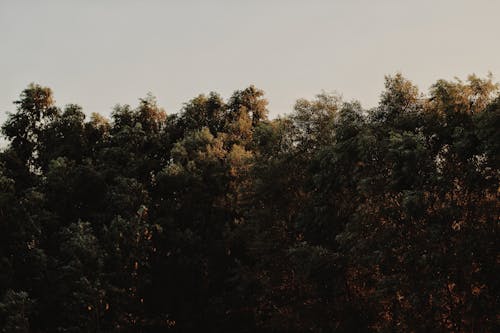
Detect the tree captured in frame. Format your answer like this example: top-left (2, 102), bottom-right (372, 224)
top-left (0, 78), bottom-right (497, 332)
top-left (2, 84), bottom-right (59, 169)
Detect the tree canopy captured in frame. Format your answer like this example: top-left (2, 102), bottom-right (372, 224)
top-left (0, 75), bottom-right (498, 332)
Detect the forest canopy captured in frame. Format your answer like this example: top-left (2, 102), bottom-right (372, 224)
top-left (0, 74), bottom-right (498, 332)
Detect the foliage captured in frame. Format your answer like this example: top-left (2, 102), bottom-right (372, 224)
top-left (0, 75), bottom-right (498, 332)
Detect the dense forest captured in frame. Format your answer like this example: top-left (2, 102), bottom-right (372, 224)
top-left (0, 74), bottom-right (498, 332)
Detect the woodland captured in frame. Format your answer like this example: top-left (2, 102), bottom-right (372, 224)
top-left (0, 74), bottom-right (498, 332)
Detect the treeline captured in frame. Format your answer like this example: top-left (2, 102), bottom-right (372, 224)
top-left (0, 74), bottom-right (498, 332)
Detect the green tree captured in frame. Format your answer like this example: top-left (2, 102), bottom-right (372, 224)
top-left (2, 84), bottom-right (59, 170)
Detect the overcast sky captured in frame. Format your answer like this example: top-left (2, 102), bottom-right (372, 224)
top-left (1, 0), bottom-right (499, 122)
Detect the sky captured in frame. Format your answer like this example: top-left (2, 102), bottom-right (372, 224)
top-left (1, 0), bottom-right (499, 123)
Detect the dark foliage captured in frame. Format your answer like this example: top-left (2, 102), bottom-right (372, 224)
top-left (0, 77), bottom-right (498, 332)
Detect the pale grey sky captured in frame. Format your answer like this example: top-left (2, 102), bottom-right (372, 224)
top-left (1, 0), bottom-right (499, 122)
